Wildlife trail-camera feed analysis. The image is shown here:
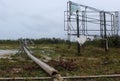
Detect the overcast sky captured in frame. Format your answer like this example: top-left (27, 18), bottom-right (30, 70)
top-left (0, 0), bottom-right (120, 39)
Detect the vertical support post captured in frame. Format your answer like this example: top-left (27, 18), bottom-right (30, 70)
top-left (82, 11), bottom-right (86, 35)
top-left (113, 11), bottom-right (119, 36)
top-left (100, 11), bottom-right (104, 47)
top-left (111, 14), bottom-right (114, 36)
top-left (76, 10), bottom-right (80, 54)
top-left (103, 12), bottom-right (108, 52)
top-left (114, 12), bottom-right (119, 47)
top-left (114, 12), bottom-right (119, 37)
top-left (100, 11), bottom-right (104, 38)
top-left (66, 1), bottom-right (72, 48)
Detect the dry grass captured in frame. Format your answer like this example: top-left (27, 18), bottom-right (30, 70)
top-left (0, 43), bottom-right (120, 78)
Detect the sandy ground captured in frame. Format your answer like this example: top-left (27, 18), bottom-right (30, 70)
top-left (0, 50), bottom-right (18, 58)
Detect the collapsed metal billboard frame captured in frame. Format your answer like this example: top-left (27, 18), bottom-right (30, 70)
top-left (64, 1), bottom-right (119, 40)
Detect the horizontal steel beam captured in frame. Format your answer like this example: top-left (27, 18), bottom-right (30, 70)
top-left (69, 1), bottom-right (114, 15)
top-left (69, 1), bottom-right (100, 12)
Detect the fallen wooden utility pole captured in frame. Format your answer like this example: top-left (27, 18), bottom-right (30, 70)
top-left (21, 39), bottom-right (63, 81)
top-left (0, 77), bottom-right (52, 80)
top-left (23, 46), bottom-right (58, 76)
top-left (1, 74), bottom-right (120, 80)
top-left (63, 74), bottom-right (120, 79)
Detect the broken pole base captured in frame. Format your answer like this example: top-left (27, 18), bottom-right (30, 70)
top-left (53, 74), bottom-right (63, 81)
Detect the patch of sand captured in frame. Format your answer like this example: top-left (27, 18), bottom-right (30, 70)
top-left (0, 50), bottom-right (17, 58)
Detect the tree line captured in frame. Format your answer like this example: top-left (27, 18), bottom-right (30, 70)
top-left (0, 38), bottom-right (68, 44)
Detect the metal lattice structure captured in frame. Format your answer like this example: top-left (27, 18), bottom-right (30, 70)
top-left (64, 1), bottom-right (119, 40)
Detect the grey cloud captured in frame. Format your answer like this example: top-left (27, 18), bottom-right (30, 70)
top-left (0, 0), bottom-right (119, 39)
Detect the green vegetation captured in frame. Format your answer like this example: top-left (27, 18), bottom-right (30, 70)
top-left (0, 53), bottom-right (49, 77)
top-left (0, 37), bottom-right (120, 81)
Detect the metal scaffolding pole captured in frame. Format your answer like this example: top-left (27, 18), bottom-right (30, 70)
top-left (76, 10), bottom-right (80, 54)
top-left (103, 12), bottom-right (108, 52)
top-left (100, 11), bottom-right (104, 39)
